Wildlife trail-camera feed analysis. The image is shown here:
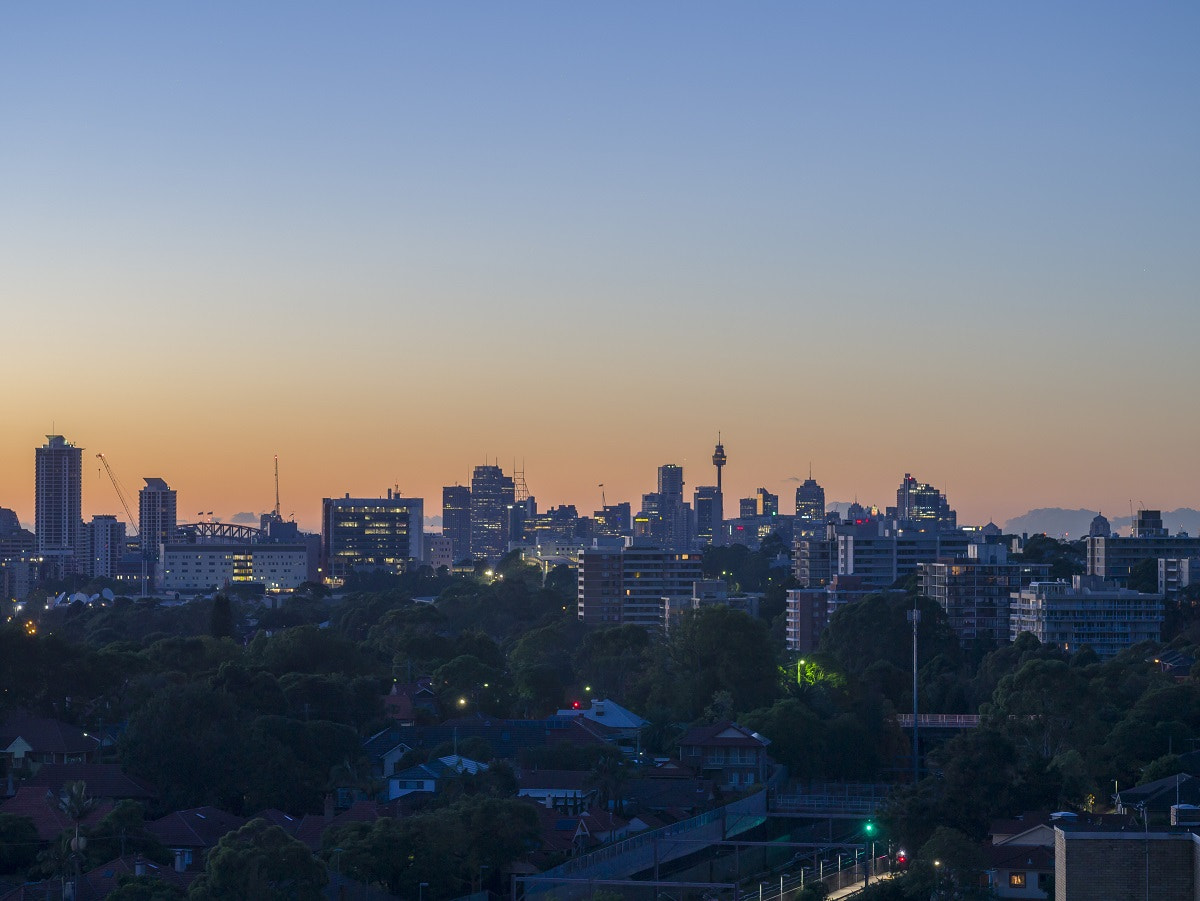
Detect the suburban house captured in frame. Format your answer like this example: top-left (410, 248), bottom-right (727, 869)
top-left (677, 721), bottom-right (771, 790)
top-left (0, 711), bottom-right (101, 778)
top-left (145, 807), bottom-right (248, 872)
top-left (387, 754), bottom-right (488, 800)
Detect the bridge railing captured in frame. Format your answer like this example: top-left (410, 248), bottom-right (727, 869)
top-left (894, 713), bottom-right (980, 728)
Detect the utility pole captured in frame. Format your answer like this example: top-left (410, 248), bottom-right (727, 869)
top-left (907, 606), bottom-right (921, 783)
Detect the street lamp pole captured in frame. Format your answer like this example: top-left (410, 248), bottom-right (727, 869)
top-left (907, 607), bottom-right (921, 782)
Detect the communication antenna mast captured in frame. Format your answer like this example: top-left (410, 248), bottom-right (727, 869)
top-left (274, 455), bottom-right (282, 519)
top-left (514, 461), bottom-right (530, 503)
top-left (599, 483), bottom-right (606, 508)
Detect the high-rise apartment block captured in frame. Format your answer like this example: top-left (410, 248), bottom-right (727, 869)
top-left (35, 435), bottom-right (84, 578)
top-left (577, 542), bottom-right (703, 629)
top-left (918, 544), bottom-right (1050, 647)
top-left (1010, 576), bottom-right (1163, 658)
top-left (469, 465), bottom-right (514, 563)
top-left (84, 515), bottom-right (126, 579)
top-left (138, 477), bottom-right (177, 567)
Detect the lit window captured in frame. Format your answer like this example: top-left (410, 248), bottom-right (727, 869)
top-left (1009, 872), bottom-right (1026, 888)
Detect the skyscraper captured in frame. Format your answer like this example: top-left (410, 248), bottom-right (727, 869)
top-left (795, 476), bottom-right (826, 524)
top-left (139, 477), bottom-right (177, 566)
top-left (895, 473), bottom-right (956, 530)
top-left (35, 434), bottom-right (84, 578)
top-left (694, 486), bottom-right (721, 542)
top-left (470, 465), bottom-right (515, 563)
top-left (442, 485), bottom-right (472, 563)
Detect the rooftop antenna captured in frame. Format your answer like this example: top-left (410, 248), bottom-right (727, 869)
top-left (273, 455), bottom-right (282, 519)
top-left (599, 484), bottom-right (606, 507)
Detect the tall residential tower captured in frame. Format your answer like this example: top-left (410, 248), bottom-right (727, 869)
top-left (35, 435), bottom-right (84, 578)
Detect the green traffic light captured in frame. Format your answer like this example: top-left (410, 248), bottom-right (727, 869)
top-left (865, 821), bottom-right (876, 835)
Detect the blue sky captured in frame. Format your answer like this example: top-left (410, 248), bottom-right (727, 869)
top-left (1, 3), bottom-right (1197, 528)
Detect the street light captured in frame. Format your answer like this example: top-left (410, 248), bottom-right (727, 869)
top-left (419, 881), bottom-right (429, 901)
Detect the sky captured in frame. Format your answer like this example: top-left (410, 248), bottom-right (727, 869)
top-left (1, 2), bottom-right (1197, 533)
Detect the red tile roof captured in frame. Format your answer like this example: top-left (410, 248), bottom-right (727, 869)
top-left (0, 786), bottom-right (112, 841)
top-left (0, 711), bottom-right (101, 757)
top-left (146, 807), bottom-right (246, 849)
top-left (26, 764), bottom-right (156, 801)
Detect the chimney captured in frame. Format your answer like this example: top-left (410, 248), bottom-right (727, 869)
top-left (135, 858), bottom-right (147, 877)
top-left (324, 792), bottom-right (335, 821)
top-left (174, 849), bottom-right (187, 873)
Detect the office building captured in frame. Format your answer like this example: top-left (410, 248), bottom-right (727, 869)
top-left (0, 508), bottom-right (35, 562)
top-left (894, 473), bottom-right (956, 530)
top-left (424, 534), bottom-right (454, 571)
top-left (35, 435), bottom-right (84, 578)
top-left (1086, 510), bottom-right (1200, 585)
top-left (138, 477), bottom-right (177, 569)
top-left (593, 503), bottom-right (631, 538)
top-left (441, 485), bottom-right (472, 563)
top-left (918, 544), bottom-right (1050, 647)
top-left (693, 486), bottom-right (721, 543)
top-left (794, 475), bottom-right (826, 525)
top-left (322, 490), bottom-right (424, 580)
top-left (1009, 576), bottom-right (1163, 658)
top-left (754, 488), bottom-right (779, 518)
top-left (469, 465), bottom-right (514, 563)
top-left (160, 543), bottom-right (309, 593)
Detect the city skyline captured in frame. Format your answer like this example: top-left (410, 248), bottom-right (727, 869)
top-left (3, 4), bottom-right (1197, 532)
top-left (0, 429), bottom-right (1195, 536)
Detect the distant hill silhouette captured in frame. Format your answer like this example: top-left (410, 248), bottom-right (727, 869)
top-left (1005, 507), bottom-right (1200, 539)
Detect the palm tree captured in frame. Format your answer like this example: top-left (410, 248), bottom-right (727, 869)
top-left (59, 781), bottom-right (98, 895)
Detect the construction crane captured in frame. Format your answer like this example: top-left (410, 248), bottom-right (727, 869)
top-left (97, 453), bottom-right (147, 597)
top-left (96, 453), bottom-right (139, 537)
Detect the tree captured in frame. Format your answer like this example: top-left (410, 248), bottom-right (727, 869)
top-left (1127, 558), bottom-right (1159, 594)
top-left (0, 813), bottom-right (38, 873)
top-left (662, 602), bottom-right (782, 724)
top-left (188, 819), bottom-right (326, 901)
top-left (108, 875), bottom-right (186, 901)
top-left (208, 594), bottom-right (234, 640)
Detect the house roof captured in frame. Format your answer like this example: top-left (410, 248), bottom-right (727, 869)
top-left (0, 786), bottom-right (113, 841)
top-left (83, 855), bottom-right (196, 897)
top-left (392, 755), bottom-right (488, 783)
top-left (146, 807), bottom-right (246, 848)
top-left (26, 763), bottom-right (156, 801)
top-left (1116, 773), bottom-right (1200, 809)
top-left (0, 711), bottom-right (101, 757)
top-left (517, 769), bottom-right (594, 792)
top-left (251, 808), bottom-right (302, 834)
top-left (986, 842), bottom-right (1054, 870)
top-left (555, 699), bottom-right (649, 731)
top-left (678, 722), bottom-right (770, 749)
top-left (294, 800), bottom-right (385, 851)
